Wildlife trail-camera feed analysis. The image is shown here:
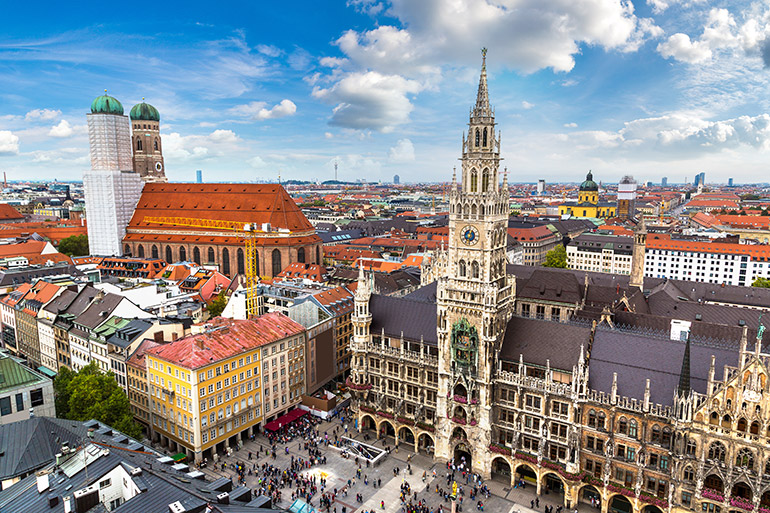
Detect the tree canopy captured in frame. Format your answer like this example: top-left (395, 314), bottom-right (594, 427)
top-left (58, 234), bottom-right (89, 256)
top-left (752, 277), bottom-right (770, 288)
top-left (53, 362), bottom-right (142, 439)
top-left (208, 293), bottom-right (228, 317)
top-left (543, 244), bottom-right (568, 268)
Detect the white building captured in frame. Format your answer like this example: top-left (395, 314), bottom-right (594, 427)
top-left (84, 94), bottom-right (143, 256)
top-left (0, 351), bottom-right (55, 424)
top-left (567, 233), bottom-right (634, 275)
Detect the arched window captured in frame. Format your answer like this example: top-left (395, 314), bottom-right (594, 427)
top-left (722, 414), bottom-right (732, 429)
top-left (683, 466), bottom-right (694, 482)
top-left (661, 427), bottom-right (672, 447)
top-left (272, 249), bottom-right (282, 276)
top-left (736, 448), bottom-right (755, 469)
top-left (459, 260), bottom-right (466, 277)
top-left (137, 245), bottom-right (145, 258)
top-left (709, 412), bottom-right (719, 425)
top-left (738, 418), bottom-right (748, 432)
top-left (708, 442), bottom-right (726, 462)
top-left (475, 129), bottom-right (480, 147)
top-left (298, 247), bottom-right (305, 263)
top-left (154, 139), bottom-right (159, 151)
top-left (222, 248), bottom-right (230, 275)
top-left (618, 417), bottom-right (628, 435)
top-left (124, 244), bottom-right (131, 256)
top-left (207, 247), bottom-right (215, 263)
top-left (751, 421), bottom-right (760, 435)
top-left (136, 138), bottom-right (142, 151)
top-left (482, 168), bottom-right (489, 192)
top-left (597, 411), bottom-right (606, 430)
top-left (471, 204), bottom-right (477, 216)
top-left (179, 247), bottom-right (186, 262)
top-left (686, 439), bottom-right (697, 456)
top-left (588, 410), bottom-right (597, 427)
top-left (165, 246), bottom-right (172, 263)
top-left (483, 127), bottom-right (487, 147)
top-left (651, 425), bottom-right (661, 442)
top-left (193, 247), bottom-right (201, 264)
top-left (471, 261), bottom-right (480, 279)
top-left (316, 246), bottom-right (320, 264)
top-left (470, 169), bottom-right (478, 192)
top-left (628, 419), bottom-right (638, 438)
top-left (151, 245), bottom-right (159, 259)
top-left (237, 248), bottom-right (245, 275)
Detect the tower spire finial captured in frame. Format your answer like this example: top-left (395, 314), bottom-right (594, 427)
top-left (677, 332), bottom-right (692, 397)
top-left (473, 48), bottom-right (491, 118)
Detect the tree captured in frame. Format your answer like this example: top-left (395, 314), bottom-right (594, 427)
top-left (58, 234), bottom-right (89, 256)
top-left (53, 366), bottom-right (75, 418)
top-left (543, 244), bottom-right (568, 268)
top-left (752, 277), bottom-right (770, 288)
top-left (54, 362), bottom-right (142, 439)
top-left (208, 293), bottom-right (228, 317)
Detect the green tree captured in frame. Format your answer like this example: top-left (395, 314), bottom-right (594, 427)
top-left (543, 244), bottom-right (568, 268)
top-left (53, 365), bottom-right (75, 418)
top-left (762, 209), bottom-right (770, 216)
top-left (208, 293), bottom-right (228, 317)
top-left (55, 362), bottom-right (142, 439)
top-left (58, 234), bottom-right (89, 256)
top-left (753, 277), bottom-right (770, 288)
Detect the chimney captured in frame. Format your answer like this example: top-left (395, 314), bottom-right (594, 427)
top-left (36, 470), bottom-right (50, 493)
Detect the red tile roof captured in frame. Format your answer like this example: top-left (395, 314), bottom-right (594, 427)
top-left (0, 241), bottom-right (73, 265)
top-left (147, 314), bottom-right (305, 370)
top-left (507, 225), bottom-right (556, 241)
top-left (312, 286), bottom-right (354, 316)
top-left (0, 204), bottom-right (24, 221)
top-left (715, 215), bottom-right (770, 229)
top-left (648, 234), bottom-right (770, 258)
top-left (276, 262), bottom-right (326, 282)
top-left (0, 222), bottom-right (87, 243)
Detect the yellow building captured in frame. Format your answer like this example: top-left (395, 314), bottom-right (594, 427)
top-left (559, 171), bottom-right (617, 218)
top-left (146, 313), bottom-right (306, 462)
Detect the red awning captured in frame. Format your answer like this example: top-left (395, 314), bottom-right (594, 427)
top-left (264, 408), bottom-right (307, 432)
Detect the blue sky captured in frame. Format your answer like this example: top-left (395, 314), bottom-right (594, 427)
top-left (1, 0), bottom-right (770, 184)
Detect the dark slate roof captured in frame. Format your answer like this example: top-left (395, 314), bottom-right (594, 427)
top-left (0, 263), bottom-right (82, 287)
top-left (73, 293), bottom-right (123, 329)
top-left (404, 281), bottom-right (437, 303)
top-left (106, 319), bottom-right (153, 349)
top-left (569, 233), bottom-right (633, 255)
top-left (42, 288), bottom-right (78, 315)
top-left (500, 316), bottom-right (591, 371)
top-left (517, 269), bottom-right (583, 304)
top-left (319, 229), bottom-right (364, 243)
top-left (588, 327), bottom-right (739, 406)
top-left (370, 294), bottom-right (438, 345)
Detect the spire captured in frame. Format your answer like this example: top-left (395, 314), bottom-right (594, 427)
top-left (473, 48), bottom-right (491, 118)
top-left (677, 333), bottom-right (692, 397)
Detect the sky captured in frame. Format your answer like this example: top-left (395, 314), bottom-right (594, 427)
top-left (1, 0), bottom-right (770, 185)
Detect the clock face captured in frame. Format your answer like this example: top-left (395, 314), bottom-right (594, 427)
top-left (155, 161), bottom-right (163, 172)
top-left (461, 225), bottom-right (479, 245)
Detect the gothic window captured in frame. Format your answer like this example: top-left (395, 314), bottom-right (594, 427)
top-left (237, 248), bottom-right (245, 275)
top-left (683, 466), bottom-right (694, 482)
top-left (298, 247), bottom-right (306, 263)
top-left (459, 260), bottom-right (467, 277)
top-left (628, 419), bottom-right (638, 438)
top-left (137, 138), bottom-right (143, 151)
top-left (272, 249), bottom-right (282, 276)
top-left (152, 245), bottom-right (159, 259)
top-left (165, 246), bottom-right (172, 263)
top-left (316, 246), bottom-right (320, 264)
top-left (686, 439), bottom-right (696, 456)
top-left (482, 168), bottom-right (489, 192)
top-left (138, 245), bottom-right (145, 258)
top-left (124, 244), bottom-right (131, 256)
top-left (208, 247), bottom-right (215, 263)
top-left (222, 248), bottom-right (230, 275)
top-left (471, 204), bottom-right (477, 216)
top-left (464, 204), bottom-right (470, 218)
top-left (618, 417), bottom-right (628, 434)
top-left (154, 139), bottom-right (159, 151)
top-left (661, 427), bottom-right (672, 447)
top-left (470, 170), bottom-right (478, 192)
top-left (179, 247), bottom-right (186, 262)
top-left (451, 318), bottom-right (478, 367)
top-left (738, 418), bottom-right (748, 432)
top-left (736, 448), bottom-right (755, 469)
top-left (750, 421), bottom-right (760, 435)
top-left (475, 129), bottom-right (480, 147)
top-left (710, 412), bottom-right (719, 425)
top-left (483, 127), bottom-right (488, 147)
top-left (193, 247), bottom-right (201, 264)
top-left (588, 410), bottom-right (596, 427)
top-left (722, 414), bottom-right (732, 429)
top-left (597, 411), bottom-right (606, 430)
top-left (471, 261), bottom-right (480, 279)
top-left (708, 442), bottom-right (726, 462)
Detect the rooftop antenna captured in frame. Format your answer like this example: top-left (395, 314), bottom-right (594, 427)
top-left (334, 160), bottom-right (338, 182)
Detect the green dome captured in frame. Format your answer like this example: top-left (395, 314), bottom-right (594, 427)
top-left (130, 101), bottom-right (160, 121)
top-left (90, 93), bottom-right (124, 115)
top-left (580, 171), bottom-right (599, 192)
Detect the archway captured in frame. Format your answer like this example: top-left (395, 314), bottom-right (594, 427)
top-left (398, 426), bottom-right (415, 450)
top-left (417, 432), bottom-right (435, 455)
top-left (453, 442), bottom-right (472, 470)
top-left (732, 481), bottom-right (752, 501)
top-left (760, 490), bottom-right (770, 508)
top-left (491, 456), bottom-right (511, 484)
top-left (379, 419), bottom-right (395, 444)
top-left (452, 406), bottom-right (467, 423)
top-left (542, 472), bottom-right (566, 502)
top-left (580, 484), bottom-right (601, 507)
top-left (452, 426), bottom-right (468, 442)
top-left (705, 474), bottom-right (724, 494)
top-left (514, 463), bottom-right (538, 487)
top-left (610, 494), bottom-right (633, 513)
top-left (453, 382), bottom-right (467, 399)
top-left (361, 414), bottom-right (376, 432)
top-left (642, 506), bottom-right (664, 513)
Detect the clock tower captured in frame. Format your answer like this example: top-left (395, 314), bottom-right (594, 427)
top-left (435, 49), bottom-right (514, 475)
top-left (130, 100), bottom-right (167, 182)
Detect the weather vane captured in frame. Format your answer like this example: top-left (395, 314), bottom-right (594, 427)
top-left (481, 48), bottom-right (487, 58)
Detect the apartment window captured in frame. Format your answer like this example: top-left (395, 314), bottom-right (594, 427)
top-left (30, 389), bottom-right (44, 407)
top-left (0, 397), bottom-right (11, 416)
top-left (524, 394), bottom-right (541, 411)
top-left (15, 393), bottom-right (23, 412)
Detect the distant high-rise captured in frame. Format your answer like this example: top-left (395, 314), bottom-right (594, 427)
top-left (196, 170), bottom-right (203, 183)
top-left (130, 100), bottom-right (166, 182)
top-left (661, 177), bottom-right (668, 187)
top-left (617, 175), bottom-right (637, 220)
top-left (83, 93), bottom-right (144, 256)
top-left (537, 179), bottom-right (545, 195)
top-left (728, 177), bottom-right (734, 187)
top-left (393, 174), bottom-right (400, 184)
top-left (694, 172), bottom-right (706, 187)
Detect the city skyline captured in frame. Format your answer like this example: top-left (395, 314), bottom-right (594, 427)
top-left (1, 0), bottom-right (769, 184)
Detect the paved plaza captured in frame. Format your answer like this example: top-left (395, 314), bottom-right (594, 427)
top-left (163, 414), bottom-right (597, 513)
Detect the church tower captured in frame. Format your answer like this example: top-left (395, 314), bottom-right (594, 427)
top-left (130, 100), bottom-right (167, 182)
top-left (435, 49), bottom-right (514, 473)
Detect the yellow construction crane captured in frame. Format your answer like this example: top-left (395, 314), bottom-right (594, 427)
top-left (144, 216), bottom-right (285, 318)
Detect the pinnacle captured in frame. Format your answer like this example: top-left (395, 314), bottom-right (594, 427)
top-left (473, 48), bottom-right (492, 119)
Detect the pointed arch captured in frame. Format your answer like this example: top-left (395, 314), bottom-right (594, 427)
top-left (154, 138), bottom-right (159, 151)
top-left (471, 204), bottom-right (477, 216)
top-left (237, 248), bottom-right (245, 275)
top-left (179, 246), bottom-right (186, 262)
top-left (470, 169), bottom-right (478, 192)
top-left (708, 441), bottom-right (726, 462)
top-left (165, 246), bottom-right (172, 263)
top-left (208, 247), bottom-right (215, 264)
top-left (459, 260), bottom-right (467, 277)
top-left (136, 138), bottom-right (143, 151)
top-left (482, 168), bottom-right (490, 192)
top-left (137, 245), bottom-right (144, 258)
top-left (315, 245), bottom-right (320, 264)
top-left (297, 247), bottom-right (306, 263)
top-left (483, 127), bottom-right (488, 147)
top-left (222, 248), bottom-right (230, 275)
top-left (151, 245), bottom-right (159, 259)
top-left (735, 448), bottom-right (755, 470)
top-left (272, 249), bottom-right (282, 276)
top-left (475, 128), bottom-right (480, 147)
top-left (471, 261), bottom-right (480, 279)
top-left (193, 246), bottom-right (201, 264)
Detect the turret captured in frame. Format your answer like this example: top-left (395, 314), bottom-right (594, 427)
top-left (629, 218), bottom-right (647, 290)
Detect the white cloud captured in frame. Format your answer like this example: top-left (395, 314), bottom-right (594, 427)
top-left (256, 44), bottom-right (282, 57)
top-left (248, 156), bottom-right (266, 168)
top-left (163, 129), bottom-right (242, 161)
top-left (312, 71), bottom-right (423, 132)
top-left (325, 132), bottom-right (334, 139)
top-left (0, 131), bottom-right (19, 155)
top-left (25, 109), bottom-right (61, 122)
top-left (229, 99), bottom-right (297, 121)
top-left (208, 129), bottom-right (240, 143)
top-left (646, 0), bottom-right (707, 15)
top-left (521, 101), bottom-right (534, 109)
top-left (48, 120), bottom-right (75, 138)
top-left (564, 122), bottom-right (578, 128)
top-left (388, 138), bottom-right (415, 162)
top-left (657, 33), bottom-right (712, 63)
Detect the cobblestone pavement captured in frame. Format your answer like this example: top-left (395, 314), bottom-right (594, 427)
top-left (185, 416), bottom-right (595, 513)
